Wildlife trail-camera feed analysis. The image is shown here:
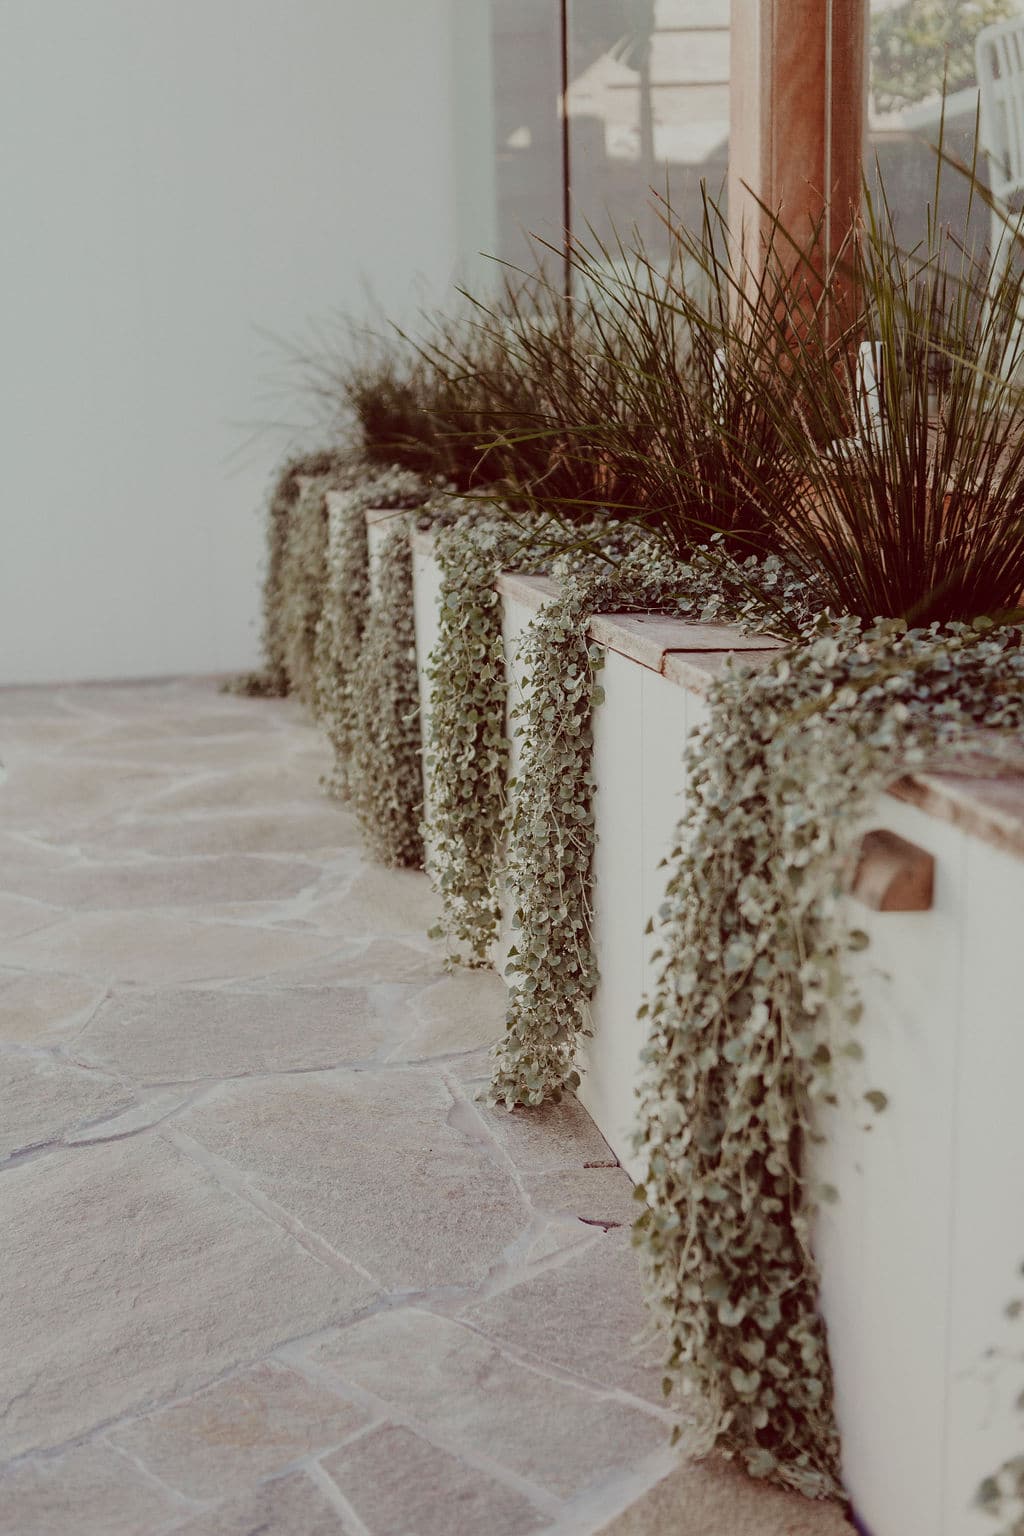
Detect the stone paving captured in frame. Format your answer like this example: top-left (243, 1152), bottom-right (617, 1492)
top-left (0, 678), bottom-right (852, 1536)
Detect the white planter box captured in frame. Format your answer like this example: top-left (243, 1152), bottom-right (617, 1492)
top-left (365, 507), bottom-right (408, 604)
top-left (409, 532), bottom-right (1024, 1536)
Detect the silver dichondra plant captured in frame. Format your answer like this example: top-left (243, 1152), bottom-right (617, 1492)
top-left (313, 465), bottom-right (429, 802)
top-left (425, 514), bottom-right (518, 963)
top-left (350, 519), bottom-right (425, 867)
top-left (636, 617), bottom-right (1024, 1497)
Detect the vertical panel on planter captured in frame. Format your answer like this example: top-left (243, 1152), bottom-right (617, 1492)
top-left (946, 835), bottom-right (1024, 1536)
top-left (579, 648), bottom-right (646, 1174)
top-left (365, 510), bottom-right (395, 604)
top-left (814, 798), bottom-right (966, 1536)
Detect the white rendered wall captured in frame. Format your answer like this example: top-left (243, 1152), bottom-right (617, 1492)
top-left (0, 1), bottom-right (493, 685)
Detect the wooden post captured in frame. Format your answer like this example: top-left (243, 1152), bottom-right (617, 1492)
top-left (729, 0), bottom-right (867, 309)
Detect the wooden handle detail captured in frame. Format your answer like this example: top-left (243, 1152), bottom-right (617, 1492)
top-left (852, 829), bottom-right (935, 912)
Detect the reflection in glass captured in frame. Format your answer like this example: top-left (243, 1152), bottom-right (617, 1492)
top-left (490, 0), bottom-right (564, 265)
top-left (565, 0), bottom-right (729, 259)
top-left (868, 0), bottom-right (1024, 255)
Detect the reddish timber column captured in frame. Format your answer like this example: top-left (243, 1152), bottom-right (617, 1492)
top-left (729, 0), bottom-right (867, 318)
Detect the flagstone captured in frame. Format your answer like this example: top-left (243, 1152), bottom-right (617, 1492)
top-left (77, 984), bottom-right (400, 1081)
top-left (459, 1231), bottom-right (663, 1405)
top-left (391, 968), bottom-right (508, 1059)
top-left (0, 973), bottom-right (105, 1042)
top-left (0, 1441), bottom-right (183, 1536)
top-left (2, 854), bottom-right (319, 911)
top-left (476, 1094), bottom-right (621, 1172)
top-left (2, 911), bottom-right (335, 985)
top-left (0, 1051), bottom-right (136, 1162)
top-left (1, 1136), bottom-right (377, 1458)
top-left (522, 1167), bottom-right (639, 1229)
top-left (98, 809), bottom-right (360, 859)
top-left (310, 1308), bottom-right (665, 1499)
top-left (165, 1472), bottom-right (346, 1536)
top-left (322, 1423), bottom-right (550, 1536)
top-left (177, 1070), bottom-right (528, 1288)
top-left (110, 1362), bottom-right (369, 1500)
top-left (592, 1456), bottom-right (855, 1536)
top-left (308, 865), bottom-right (442, 937)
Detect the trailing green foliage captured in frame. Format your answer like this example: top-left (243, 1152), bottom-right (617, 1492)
top-left (979, 1436), bottom-right (1024, 1533)
top-left (982, 1474), bottom-right (1024, 1536)
top-left (487, 569), bottom-right (607, 1107)
top-left (636, 617), bottom-right (1024, 1498)
top-left (315, 481), bottom-right (371, 794)
top-left (280, 474), bottom-right (334, 708)
top-left (240, 450), bottom-right (350, 698)
top-left (313, 466), bottom-right (430, 797)
top-left (425, 514), bottom-right (520, 964)
top-left (350, 520), bottom-right (425, 867)
top-left (488, 537), bottom-right (812, 1109)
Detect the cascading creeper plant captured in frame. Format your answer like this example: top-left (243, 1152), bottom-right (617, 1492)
top-left (350, 518), bottom-right (425, 867)
top-left (425, 513), bottom-right (521, 964)
top-left (635, 616), bottom-right (1024, 1500)
top-left (314, 466), bottom-right (429, 798)
top-left (488, 538), bottom-right (747, 1108)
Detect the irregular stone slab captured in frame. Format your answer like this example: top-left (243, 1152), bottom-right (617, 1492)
top-left (323, 1422), bottom-right (549, 1536)
top-left (110, 1362), bottom-right (368, 1499)
top-left (1, 1137), bottom-right (377, 1458)
top-left (51, 680), bottom-right (213, 720)
top-left (460, 1231), bottom-right (663, 1404)
top-left (2, 913), bottom-right (335, 985)
top-left (64, 1088), bottom-right (191, 1144)
top-left (260, 939), bottom-right (442, 988)
top-left (77, 986), bottom-right (397, 1082)
top-left (0, 895), bottom-right (61, 942)
top-left (446, 1047), bottom-right (495, 1084)
top-left (99, 810), bottom-right (360, 859)
top-left (0, 974), bottom-right (104, 1042)
top-left (178, 1071), bottom-right (527, 1289)
top-left (0, 759), bottom-right (171, 831)
top-left (592, 1455), bottom-right (854, 1535)
top-left (0, 1052), bottom-right (135, 1162)
top-left (3, 855), bottom-right (318, 912)
top-left (393, 970), bottom-right (507, 1060)
top-left (148, 764), bottom-right (331, 816)
top-left (310, 866), bottom-right (441, 938)
top-left (478, 1095), bottom-right (620, 1172)
top-left (0, 832), bottom-right (74, 873)
top-left (49, 720), bottom-right (250, 754)
top-left (166, 1472), bottom-right (346, 1536)
top-left (0, 1440), bottom-right (183, 1536)
top-left (311, 1309), bottom-right (665, 1498)
top-left (522, 1168), bottom-right (638, 1229)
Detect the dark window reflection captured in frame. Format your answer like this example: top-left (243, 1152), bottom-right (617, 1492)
top-left (491, 0), bottom-right (564, 264)
top-left (566, 0), bottom-right (729, 259)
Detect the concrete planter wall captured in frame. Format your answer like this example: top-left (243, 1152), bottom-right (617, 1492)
top-left (408, 529), bottom-right (1024, 1536)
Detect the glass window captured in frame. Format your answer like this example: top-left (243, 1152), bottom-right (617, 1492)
top-left (490, 0), bottom-right (564, 265)
top-left (566, 0), bottom-right (730, 260)
top-left (868, 0), bottom-right (1024, 255)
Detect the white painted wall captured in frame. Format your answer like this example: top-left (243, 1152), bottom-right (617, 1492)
top-left (0, 1), bottom-right (494, 685)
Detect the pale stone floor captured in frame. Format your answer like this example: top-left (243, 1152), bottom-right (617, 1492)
top-left (0, 679), bottom-right (852, 1536)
